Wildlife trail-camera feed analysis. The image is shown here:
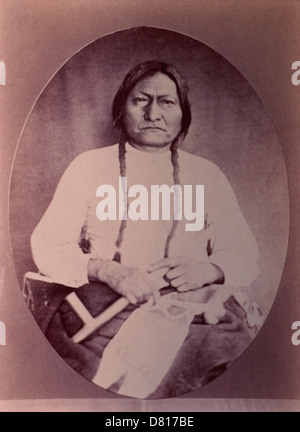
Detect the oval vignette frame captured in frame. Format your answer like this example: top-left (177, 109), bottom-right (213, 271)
top-left (9, 26), bottom-right (289, 398)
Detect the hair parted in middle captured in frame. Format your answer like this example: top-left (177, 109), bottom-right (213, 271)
top-left (112, 60), bottom-right (192, 263)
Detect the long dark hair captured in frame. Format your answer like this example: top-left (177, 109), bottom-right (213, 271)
top-left (112, 61), bottom-right (192, 263)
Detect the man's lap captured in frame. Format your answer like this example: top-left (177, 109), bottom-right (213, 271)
top-left (24, 279), bottom-right (253, 397)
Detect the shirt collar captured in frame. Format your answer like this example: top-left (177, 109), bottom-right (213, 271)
top-left (125, 142), bottom-right (172, 161)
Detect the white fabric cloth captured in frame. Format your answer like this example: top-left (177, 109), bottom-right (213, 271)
top-left (92, 298), bottom-right (196, 398)
top-left (31, 143), bottom-right (260, 289)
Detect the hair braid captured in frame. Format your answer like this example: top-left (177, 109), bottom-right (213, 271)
top-left (113, 133), bottom-right (128, 263)
top-left (164, 135), bottom-right (182, 258)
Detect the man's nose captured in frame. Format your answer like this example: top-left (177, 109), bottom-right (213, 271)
top-left (144, 100), bottom-right (162, 122)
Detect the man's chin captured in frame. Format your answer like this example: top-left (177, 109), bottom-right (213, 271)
top-left (133, 136), bottom-right (173, 148)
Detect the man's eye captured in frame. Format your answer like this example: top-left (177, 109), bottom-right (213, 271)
top-left (133, 97), bottom-right (148, 105)
top-left (161, 99), bottom-right (175, 106)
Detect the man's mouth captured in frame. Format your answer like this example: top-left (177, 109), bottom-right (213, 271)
top-left (141, 126), bottom-right (166, 132)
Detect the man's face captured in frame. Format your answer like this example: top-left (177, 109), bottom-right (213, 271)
top-left (123, 72), bottom-right (183, 150)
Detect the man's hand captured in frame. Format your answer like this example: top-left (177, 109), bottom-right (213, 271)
top-left (148, 256), bottom-right (224, 292)
top-left (88, 258), bottom-right (159, 305)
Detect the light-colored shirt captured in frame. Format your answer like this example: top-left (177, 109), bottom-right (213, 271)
top-left (31, 143), bottom-right (260, 289)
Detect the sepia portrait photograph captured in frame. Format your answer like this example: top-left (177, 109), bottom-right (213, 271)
top-left (9, 26), bottom-right (288, 399)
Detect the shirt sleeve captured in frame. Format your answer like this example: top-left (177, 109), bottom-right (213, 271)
top-left (31, 156), bottom-right (92, 288)
top-left (207, 168), bottom-right (260, 289)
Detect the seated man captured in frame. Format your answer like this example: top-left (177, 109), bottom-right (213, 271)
top-left (29, 61), bottom-right (260, 398)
